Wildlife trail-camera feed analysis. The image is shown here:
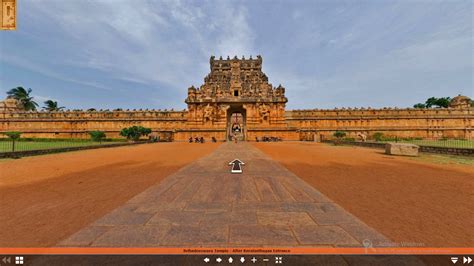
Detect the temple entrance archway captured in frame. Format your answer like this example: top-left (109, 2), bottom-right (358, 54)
top-left (227, 106), bottom-right (246, 141)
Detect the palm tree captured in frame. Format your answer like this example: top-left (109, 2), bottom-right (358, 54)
top-left (43, 100), bottom-right (65, 112)
top-left (6, 87), bottom-right (39, 111)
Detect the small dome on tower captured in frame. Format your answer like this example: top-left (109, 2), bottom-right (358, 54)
top-left (449, 94), bottom-right (472, 109)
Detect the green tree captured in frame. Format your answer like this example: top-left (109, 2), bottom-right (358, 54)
top-left (435, 97), bottom-right (451, 108)
top-left (89, 131), bottom-right (106, 143)
top-left (6, 87), bottom-right (39, 111)
top-left (425, 97), bottom-right (451, 108)
top-left (43, 100), bottom-right (65, 112)
top-left (333, 131), bottom-right (346, 145)
top-left (4, 131), bottom-right (21, 140)
top-left (3, 131), bottom-right (21, 152)
top-left (413, 103), bottom-right (426, 108)
top-left (87, 108), bottom-right (97, 112)
top-left (120, 126), bottom-right (152, 141)
top-left (424, 97), bottom-right (437, 108)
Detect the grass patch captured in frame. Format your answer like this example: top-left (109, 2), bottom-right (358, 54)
top-left (409, 154), bottom-right (474, 166)
top-left (379, 139), bottom-right (474, 149)
top-left (0, 140), bottom-right (122, 153)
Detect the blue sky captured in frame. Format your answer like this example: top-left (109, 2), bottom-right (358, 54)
top-left (0, 0), bottom-right (472, 110)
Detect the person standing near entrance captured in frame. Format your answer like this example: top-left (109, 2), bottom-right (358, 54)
top-left (231, 132), bottom-right (237, 143)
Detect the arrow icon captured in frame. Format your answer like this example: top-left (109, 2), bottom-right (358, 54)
top-left (2, 257), bottom-right (11, 264)
top-left (229, 159), bottom-right (245, 174)
top-left (204, 257), bottom-right (210, 263)
top-left (464, 257), bottom-right (472, 264)
top-left (452, 257), bottom-right (459, 264)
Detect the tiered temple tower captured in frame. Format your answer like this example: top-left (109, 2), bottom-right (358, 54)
top-left (184, 55), bottom-right (290, 140)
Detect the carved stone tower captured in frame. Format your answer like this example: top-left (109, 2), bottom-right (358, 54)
top-left (185, 55), bottom-right (288, 140)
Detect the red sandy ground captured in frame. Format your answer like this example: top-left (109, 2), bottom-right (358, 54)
top-left (254, 142), bottom-right (474, 247)
top-left (0, 143), bottom-right (220, 247)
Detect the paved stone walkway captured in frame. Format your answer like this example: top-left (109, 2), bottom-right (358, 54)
top-left (59, 142), bottom-right (391, 247)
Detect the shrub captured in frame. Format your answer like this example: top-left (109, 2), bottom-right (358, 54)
top-left (333, 131), bottom-right (346, 145)
top-left (333, 131), bottom-right (347, 139)
top-left (373, 132), bottom-right (384, 141)
top-left (89, 131), bottom-right (106, 143)
top-left (120, 126), bottom-right (152, 141)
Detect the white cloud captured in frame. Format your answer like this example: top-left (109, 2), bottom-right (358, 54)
top-left (0, 53), bottom-right (112, 91)
top-left (214, 6), bottom-right (255, 56)
top-left (266, 34), bottom-right (472, 109)
top-left (2, 0), bottom-right (470, 109)
top-left (18, 0), bottom-right (256, 92)
top-left (33, 95), bottom-right (56, 103)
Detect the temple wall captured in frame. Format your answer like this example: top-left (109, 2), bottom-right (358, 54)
top-left (0, 107), bottom-right (472, 141)
top-left (286, 108), bottom-right (473, 141)
top-left (0, 110), bottom-right (187, 140)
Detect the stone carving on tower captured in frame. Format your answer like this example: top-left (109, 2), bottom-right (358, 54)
top-left (258, 103), bottom-right (270, 123)
top-left (203, 103), bottom-right (215, 123)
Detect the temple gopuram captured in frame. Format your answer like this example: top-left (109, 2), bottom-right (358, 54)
top-left (185, 55), bottom-right (289, 141)
top-left (0, 56), bottom-right (473, 141)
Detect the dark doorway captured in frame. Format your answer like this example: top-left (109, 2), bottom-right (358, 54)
top-left (227, 106), bottom-right (246, 141)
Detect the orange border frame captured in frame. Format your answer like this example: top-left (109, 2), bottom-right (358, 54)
top-left (0, 248), bottom-right (472, 255)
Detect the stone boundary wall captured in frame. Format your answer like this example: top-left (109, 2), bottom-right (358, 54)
top-left (323, 140), bottom-right (474, 156)
top-left (0, 110), bottom-right (187, 139)
top-left (0, 141), bottom-right (153, 159)
top-left (418, 145), bottom-right (474, 156)
top-left (288, 107), bottom-right (473, 140)
top-left (0, 107), bottom-right (472, 141)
